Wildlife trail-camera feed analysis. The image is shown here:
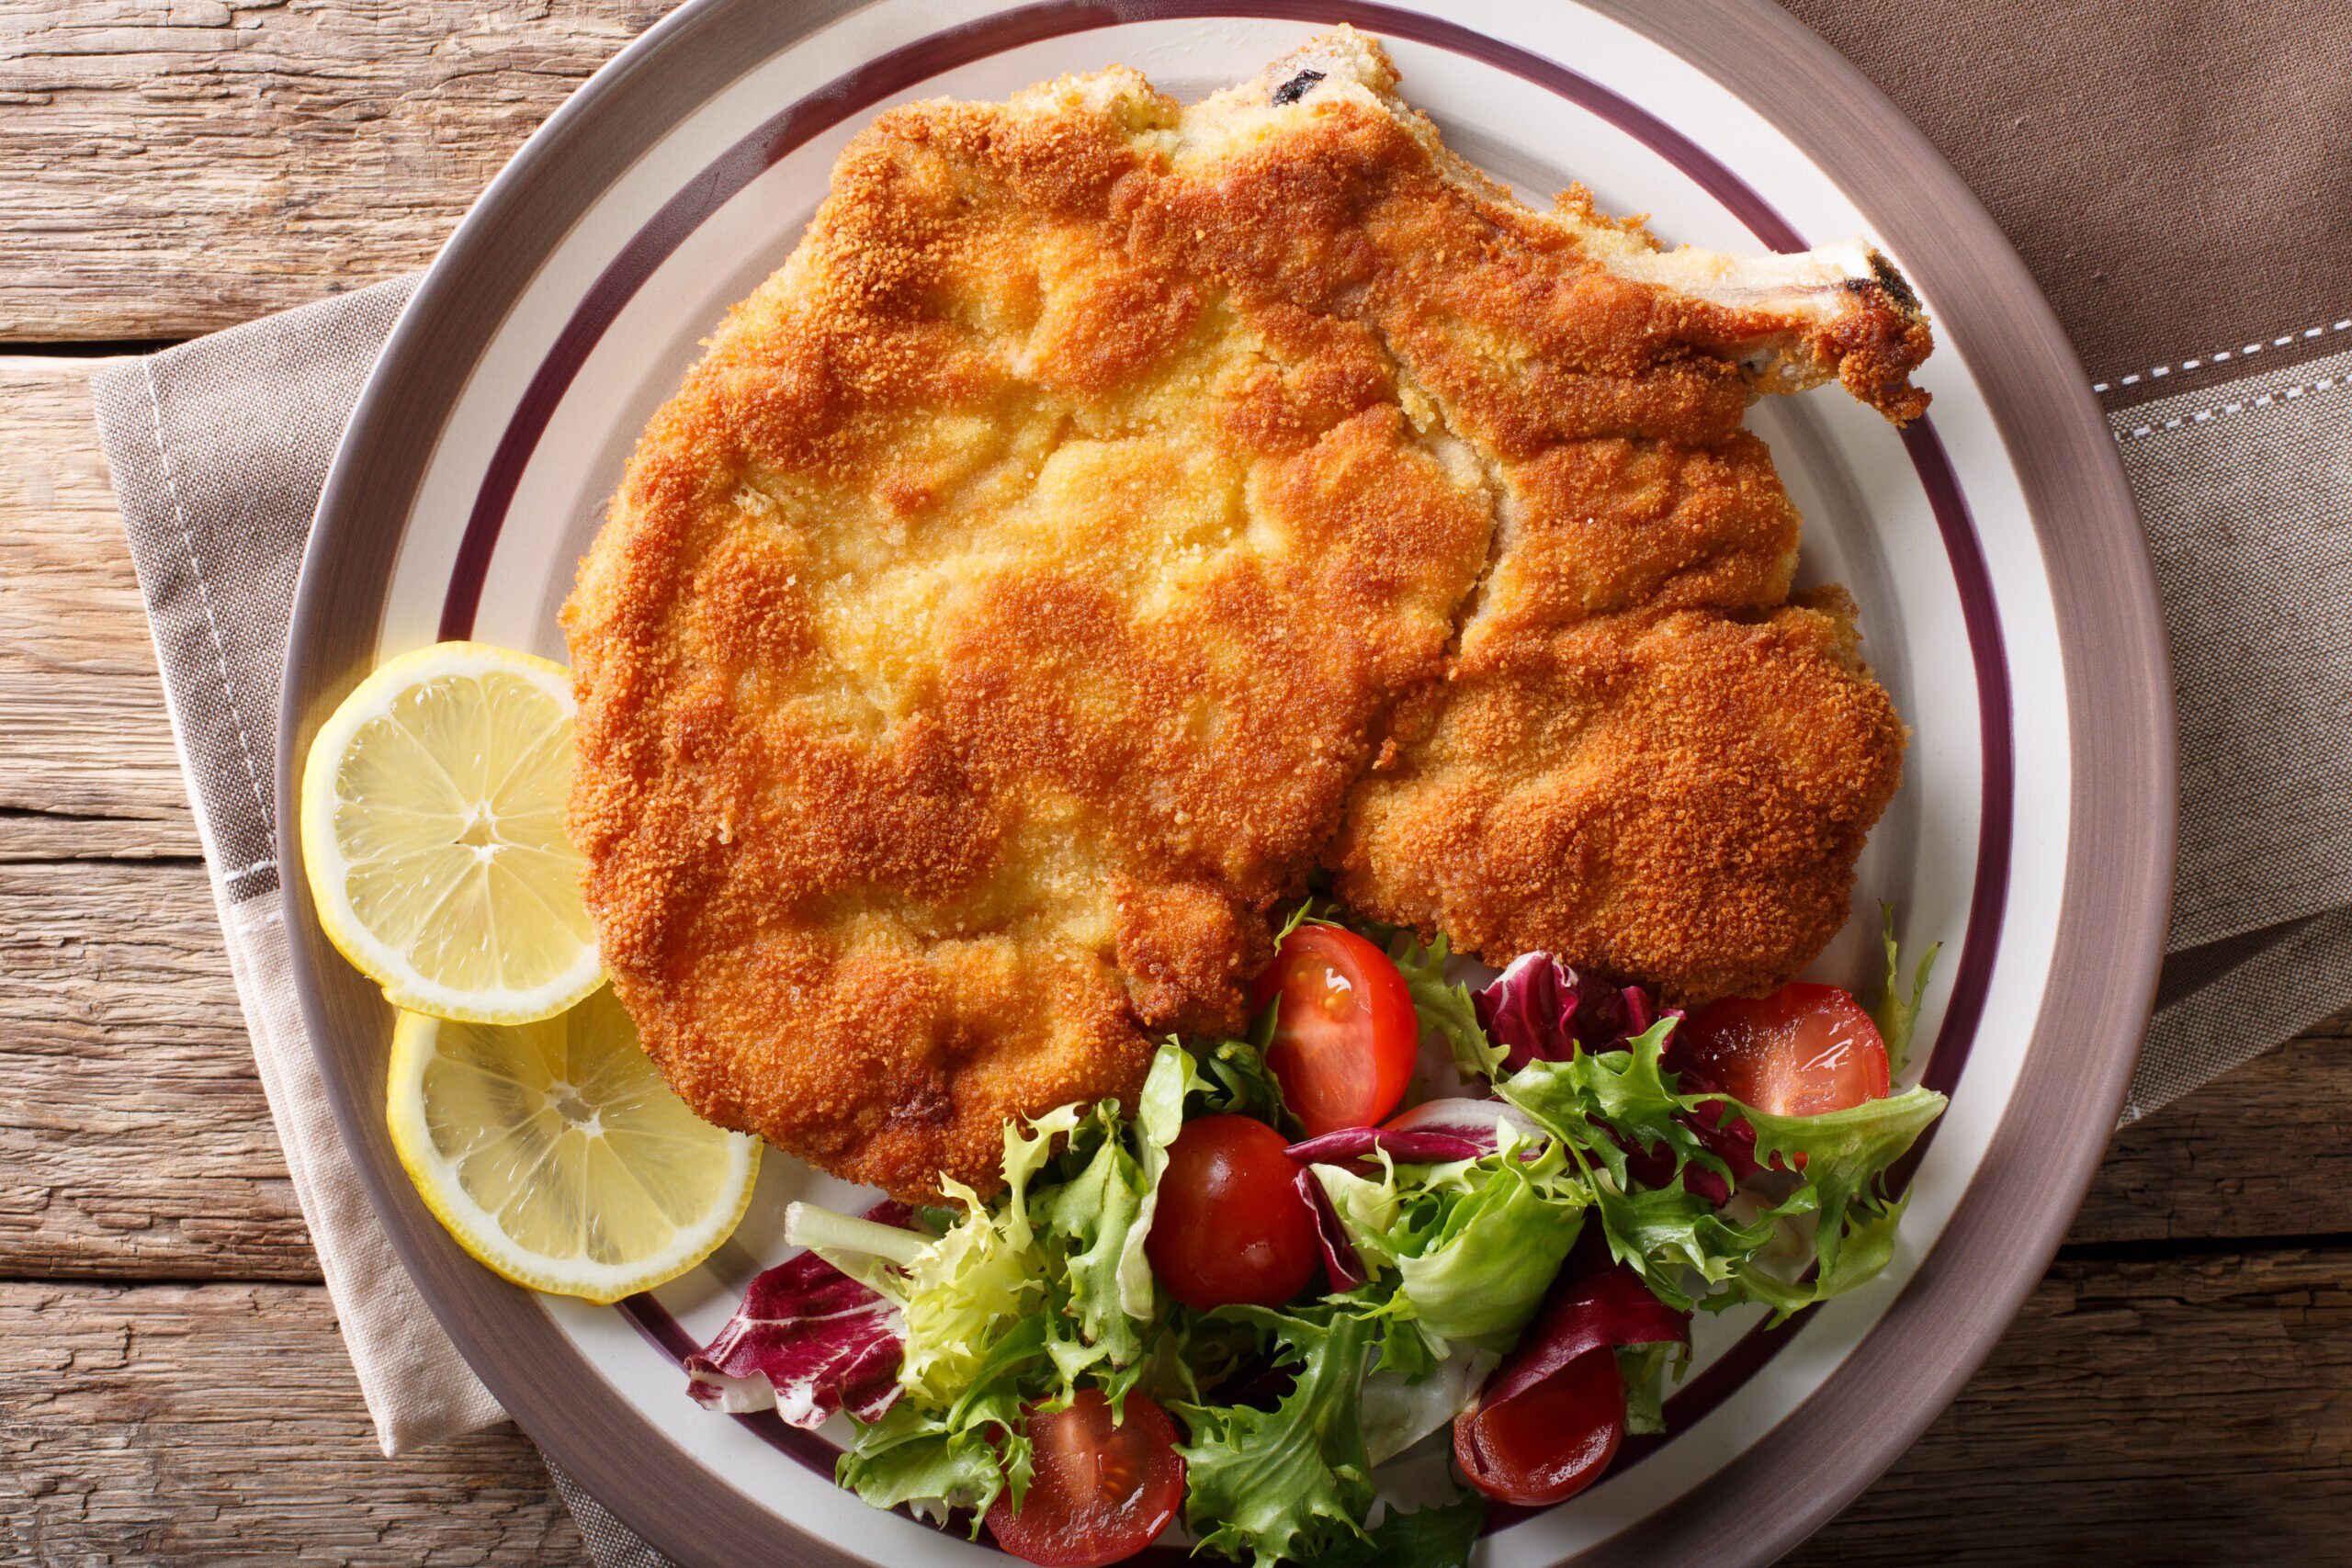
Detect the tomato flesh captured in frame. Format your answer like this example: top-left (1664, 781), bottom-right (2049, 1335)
top-left (1676, 982), bottom-right (1890, 1118)
top-left (1145, 1113), bottom-right (1319, 1311)
top-left (1453, 1346), bottom-right (1625, 1506)
top-left (984, 1389), bottom-right (1184, 1568)
top-left (1250, 924), bottom-right (1420, 1137)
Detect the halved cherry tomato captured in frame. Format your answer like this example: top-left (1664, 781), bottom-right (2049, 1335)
top-left (1453, 1344), bottom-right (1625, 1506)
top-left (1250, 924), bottom-right (1419, 1137)
top-left (1145, 1113), bottom-right (1319, 1311)
top-left (1675, 982), bottom-right (1890, 1118)
top-left (984, 1388), bottom-right (1184, 1568)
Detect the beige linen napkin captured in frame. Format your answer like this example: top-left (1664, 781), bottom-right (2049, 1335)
top-left (88, 277), bottom-right (505, 1457)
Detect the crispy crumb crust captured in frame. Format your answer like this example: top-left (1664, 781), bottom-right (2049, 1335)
top-left (565, 28), bottom-right (1928, 1196)
top-left (1334, 590), bottom-right (1907, 1003)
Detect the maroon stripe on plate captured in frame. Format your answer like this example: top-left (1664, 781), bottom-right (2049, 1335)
top-left (446, 0), bottom-right (2014, 1538)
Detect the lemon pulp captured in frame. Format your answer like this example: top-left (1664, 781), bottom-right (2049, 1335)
top-left (301, 641), bottom-right (601, 1023)
top-left (388, 988), bottom-right (760, 1302)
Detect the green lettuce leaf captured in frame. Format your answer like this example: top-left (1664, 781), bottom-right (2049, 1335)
top-left (833, 1314), bottom-right (1049, 1532)
top-left (1487, 1014), bottom-right (1945, 1319)
top-left (1696, 1085), bottom-right (1946, 1320)
top-left (1039, 1108), bottom-right (1145, 1386)
top-left (1308, 1158), bottom-right (1405, 1278)
top-left (1615, 1340), bottom-right (1683, 1436)
top-left (1380, 927), bottom-right (1503, 1081)
top-left (1871, 903), bottom-right (1941, 1075)
top-left (789, 1102), bottom-right (1080, 1408)
top-left (1294, 1490), bottom-right (1485, 1568)
top-left (1313, 1134), bottom-right (1586, 1348)
top-left (1111, 1041), bottom-right (1204, 1321)
top-left (1358, 1348), bottom-right (1493, 1464)
top-left (1175, 1307), bottom-right (1379, 1568)
top-left (1192, 1029), bottom-right (1288, 1125)
top-left (834, 1401), bottom-right (1008, 1533)
top-left (1497, 1021), bottom-right (1724, 1190)
top-left (1389, 1136), bottom-right (1584, 1346)
top-left (1582, 1173), bottom-right (1774, 1313)
top-left (890, 1106), bottom-right (1076, 1404)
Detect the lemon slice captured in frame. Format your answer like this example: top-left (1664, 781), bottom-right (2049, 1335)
top-left (388, 989), bottom-right (761, 1302)
top-left (301, 640), bottom-right (601, 1024)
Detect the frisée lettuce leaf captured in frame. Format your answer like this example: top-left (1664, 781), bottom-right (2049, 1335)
top-left (1306, 1128), bottom-right (1587, 1348)
top-left (1175, 1306), bottom-right (1380, 1568)
top-left (1493, 1021), bottom-right (1947, 1323)
top-left (833, 1314), bottom-right (1050, 1531)
top-left (1692, 1084), bottom-right (1948, 1320)
top-left (1293, 1490), bottom-right (1484, 1568)
top-left (789, 1100), bottom-right (1076, 1407)
top-left (1111, 1042), bottom-right (1203, 1321)
top-left (1379, 927), bottom-right (1501, 1081)
top-left (1870, 902), bottom-right (1941, 1075)
top-left (694, 913), bottom-right (1950, 1562)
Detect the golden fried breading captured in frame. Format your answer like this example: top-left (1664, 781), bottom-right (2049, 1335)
top-left (565, 61), bottom-right (1496, 1198)
top-left (1332, 592), bottom-right (1907, 1003)
top-left (566, 28), bottom-right (1928, 1196)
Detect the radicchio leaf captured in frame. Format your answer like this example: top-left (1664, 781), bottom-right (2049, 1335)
top-left (1478, 1229), bottom-right (1690, 1414)
top-left (685, 1201), bottom-right (910, 1427)
top-left (1640, 1053), bottom-right (1763, 1203)
top-left (1287, 1128), bottom-right (1485, 1167)
top-left (1284, 1100), bottom-right (1547, 1168)
top-left (1474, 953), bottom-right (1680, 1073)
top-left (1295, 1164), bottom-right (1367, 1291)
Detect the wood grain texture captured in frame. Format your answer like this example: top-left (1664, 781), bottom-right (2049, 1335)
top-left (2075, 1007), bottom-right (2352, 1247)
top-left (0, 356), bottom-right (196, 846)
top-left (0, 1280), bottom-right (582, 1564)
top-left (4, 1252), bottom-right (2344, 1566)
top-left (0, 856), bottom-right (315, 1281)
top-left (1798, 1247), bottom-right (2352, 1563)
top-left (0, 0), bottom-right (670, 340)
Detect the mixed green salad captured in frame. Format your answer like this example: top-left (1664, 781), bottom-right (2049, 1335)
top-left (684, 907), bottom-right (1942, 1567)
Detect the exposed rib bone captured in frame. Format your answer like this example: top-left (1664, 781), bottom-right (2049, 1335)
top-left (1234, 27), bottom-right (1935, 424)
top-left (1563, 214), bottom-right (1933, 422)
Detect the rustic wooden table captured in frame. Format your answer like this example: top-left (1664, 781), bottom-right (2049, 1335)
top-left (2, 5), bottom-right (2343, 1562)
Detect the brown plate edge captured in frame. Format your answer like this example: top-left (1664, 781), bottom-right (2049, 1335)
top-left (274, 3), bottom-right (2176, 1566)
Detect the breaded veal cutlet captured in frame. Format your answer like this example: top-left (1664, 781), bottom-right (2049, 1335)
top-left (564, 28), bottom-right (1926, 1199)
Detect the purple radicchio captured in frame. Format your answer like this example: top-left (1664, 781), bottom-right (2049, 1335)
top-left (1645, 1052), bottom-right (1765, 1203)
top-left (1477, 1227), bottom-right (1690, 1414)
top-left (1473, 952), bottom-right (1681, 1073)
top-left (684, 1201), bottom-right (910, 1427)
top-left (1295, 1163), bottom-right (1367, 1291)
top-left (1284, 1098), bottom-right (1548, 1168)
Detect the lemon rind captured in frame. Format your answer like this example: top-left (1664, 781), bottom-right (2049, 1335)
top-left (300, 641), bottom-right (604, 1028)
top-left (385, 1008), bottom-right (761, 1303)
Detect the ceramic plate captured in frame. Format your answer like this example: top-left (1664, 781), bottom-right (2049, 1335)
top-left (277, 2), bottom-right (2174, 1562)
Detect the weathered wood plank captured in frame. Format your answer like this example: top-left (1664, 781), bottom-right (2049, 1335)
top-left (0, 355), bottom-right (197, 844)
top-left (0, 359), bottom-right (310, 1281)
top-left (0, 1280), bottom-right (582, 1565)
top-left (2, 1253), bottom-right (2340, 1564)
top-left (0, 0), bottom-right (671, 340)
top-left (0, 857), bottom-right (315, 1280)
top-left (1802, 1246), bottom-right (2352, 1563)
top-left (2073, 1005), bottom-right (2352, 1247)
